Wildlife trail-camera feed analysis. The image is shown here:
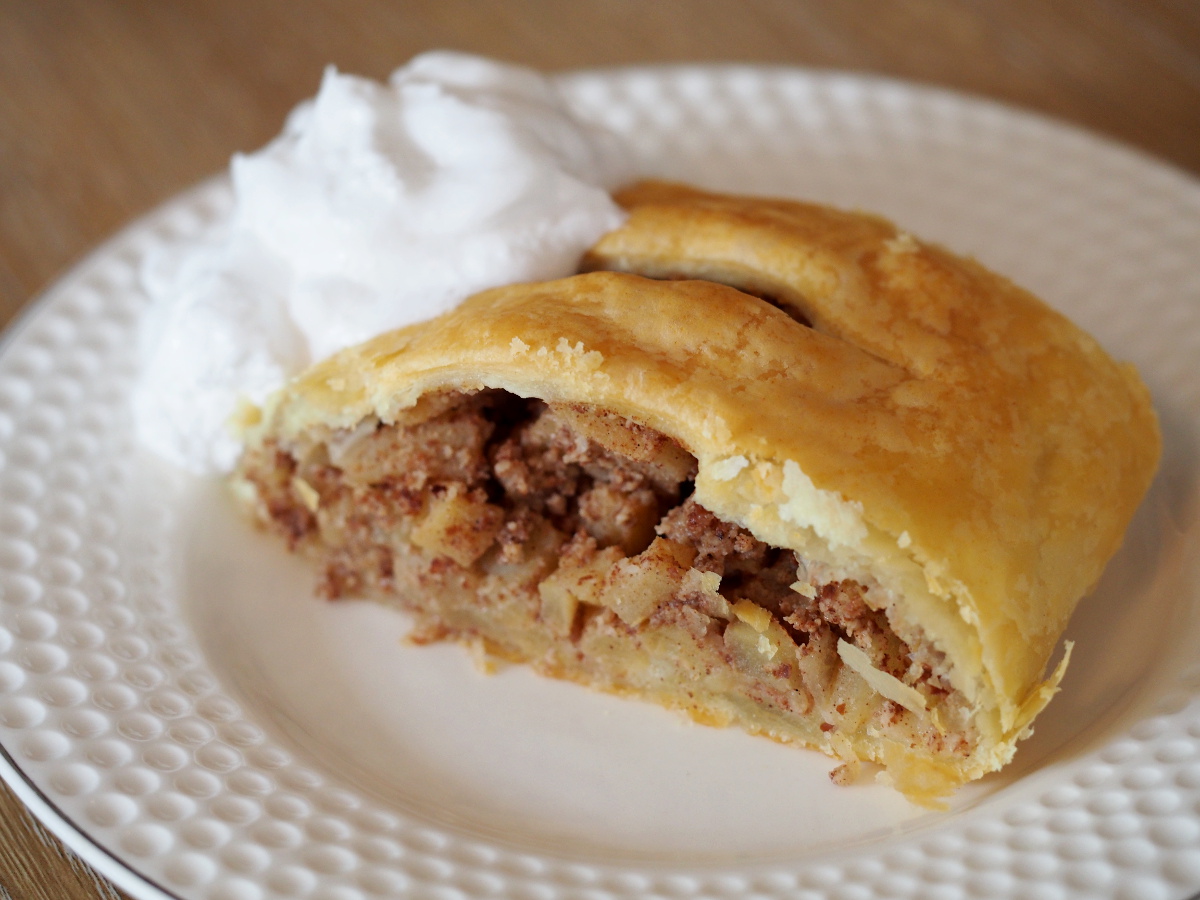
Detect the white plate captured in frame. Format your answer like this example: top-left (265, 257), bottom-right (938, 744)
top-left (1, 65), bottom-right (1199, 900)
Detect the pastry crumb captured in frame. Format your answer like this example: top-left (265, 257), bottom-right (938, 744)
top-left (829, 760), bottom-right (861, 786)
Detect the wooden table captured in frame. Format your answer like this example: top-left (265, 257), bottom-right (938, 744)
top-left (1, 2), bottom-right (1198, 897)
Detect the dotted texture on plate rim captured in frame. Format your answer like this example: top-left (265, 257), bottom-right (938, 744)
top-left (0, 67), bottom-right (1196, 900)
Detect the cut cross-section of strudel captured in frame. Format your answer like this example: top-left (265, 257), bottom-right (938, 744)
top-left (232, 181), bottom-right (1160, 803)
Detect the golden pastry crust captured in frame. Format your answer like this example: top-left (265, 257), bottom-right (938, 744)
top-left (585, 181), bottom-right (1160, 716)
top-left (243, 181), bottom-right (1160, 800)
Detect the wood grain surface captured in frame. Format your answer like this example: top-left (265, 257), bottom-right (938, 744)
top-left (1, 1), bottom-right (1199, 897)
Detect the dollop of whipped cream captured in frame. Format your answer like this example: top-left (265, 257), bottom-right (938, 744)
top-left (133, 52), bottom-right (632, 474)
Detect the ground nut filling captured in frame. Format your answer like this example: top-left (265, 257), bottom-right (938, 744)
top-left (237, 389), bottom-right (977, 775)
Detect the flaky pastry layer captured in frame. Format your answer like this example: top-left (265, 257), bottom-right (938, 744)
top-left (236, 182), bottom-right (1160, 801)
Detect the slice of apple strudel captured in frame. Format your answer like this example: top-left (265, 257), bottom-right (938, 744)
top-left (232, 181), bottom-right (1160, 803)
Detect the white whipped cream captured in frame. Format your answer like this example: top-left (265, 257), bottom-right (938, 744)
top-left (133, 52), bottom-right (632, 473)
